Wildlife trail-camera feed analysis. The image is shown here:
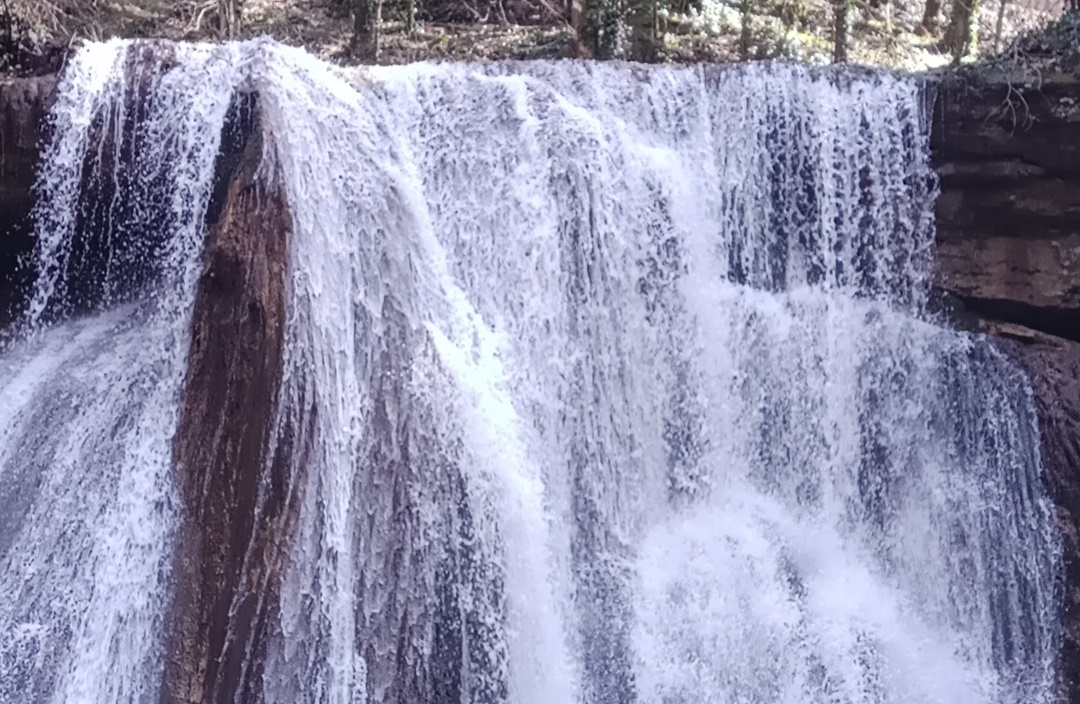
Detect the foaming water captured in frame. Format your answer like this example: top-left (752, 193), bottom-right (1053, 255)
top-left (0, 40), bottom-right (246, 702)
top-left (0, 40), bottom-right (1062, 704)
top-left (251, 44), bottom-right (575, 704)
top-left (357, 58), bottom-right (1059, 704)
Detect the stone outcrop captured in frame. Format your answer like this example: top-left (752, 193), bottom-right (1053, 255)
top-left (932, 67), bottom-right (1080, 698)
top-left (932, 69), bottom-right (1080, 339)
top-left (0, 68), bottom-right (304, 704)
top-left (163, 94), bottom-right (299, 704)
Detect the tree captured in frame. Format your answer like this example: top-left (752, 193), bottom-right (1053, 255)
top-left (352, 0), bottom-right (382, 62)
top-left (832, 0), bottom-right (850, 62)
top-left (945, 0), bottom-right (979, 63)
top-left (918, 0), bottom-right (942, 34)
top-left (571, 0), bottom-right (617, 59)
top-left (598, 1), bottom-right (619, 58)
top-left (0, 0), bottom-right (15, 70)
top-left (218, 0), bottom-right (241, 37)
top-left (627, 0), bottom-right (658, 62)
top-left (570, 0), bottom-right (594, 57)
top-left (992, 0), bottom-right (1007, 53)
top-left (739, 0), bottom-right (753, 60)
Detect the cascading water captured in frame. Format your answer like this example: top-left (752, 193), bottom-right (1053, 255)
top-left (0, 39), bottom-right (1062, 704)
top-left (0, 40), bottom-right (248, 702)
top-left (359, 60), bottom-right (1061, 703)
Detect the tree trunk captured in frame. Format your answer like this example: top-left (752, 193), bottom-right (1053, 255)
top-left (628, 0), bottom-right (658, 62)
top-left (352, 0), bottom-right (382, 62)
top-left (572, 0), bottom-right (599, 57)
top-left (738, 0), bottom-right (752, 60)
top-left (945, 0), bottom-right (979, 64)
top-left (572, 0), bottom-right (617, 59)
top-left (919, 0), bottom-right (942, 34)
top-left (598, 0), bottom-right (620, 59)
top-left (992, 0), bottom-right (1007, 53)
top-left (570, 0), bottom-right (590, 56)
top-left (832, 0), bottom-right (849, 63)
top-left (218, 0), bottom-right (242, 37)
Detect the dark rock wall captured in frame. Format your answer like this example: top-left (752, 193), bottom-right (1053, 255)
top-left (1000, 335), bottom-right (1080, 702)
top-left (0, 74), bottom-right (54, 328)
top-left (932, 71), bottom-right (1080, 338)
top-left (932, 69), bottom-right (1080, 699)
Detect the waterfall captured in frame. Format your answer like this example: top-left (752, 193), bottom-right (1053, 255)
top-left (0, 40), bottom-right (246, 702)
top-left (0, 40), bottom-right (1062, 704)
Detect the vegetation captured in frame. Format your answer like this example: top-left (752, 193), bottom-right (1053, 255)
top-left (0, 0), bottom-right (1072, 73)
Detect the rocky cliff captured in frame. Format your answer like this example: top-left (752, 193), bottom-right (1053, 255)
top-left (933, 69), bottom-right (1080, 338)
top-left (932, 66), bottom-right (1080, 699)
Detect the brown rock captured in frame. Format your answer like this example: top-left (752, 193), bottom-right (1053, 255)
top-left (932, 70), bottom-right (1080, 324)
top-left (162, 94), bottom-right (298, 704)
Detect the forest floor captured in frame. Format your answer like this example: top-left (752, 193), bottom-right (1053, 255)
top-left (0, 0), bottom-right (1070, 74)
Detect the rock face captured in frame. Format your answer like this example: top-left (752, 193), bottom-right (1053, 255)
top-left (932, 68), bottom-right (1080, 699)
top-left (163, 94), bottom-right (298, 704)
top-left (0, 74), bottom-right (299, 704)
top-left (999, 334), bottom-right (1080, 700)
top-left (0, 74), bottom-right (53, 215)
top-left (932, 70), bottom-right (1080, 338)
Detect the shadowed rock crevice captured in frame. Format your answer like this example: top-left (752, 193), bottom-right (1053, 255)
top-left (0, 73), bottom-right (54, 330)
top-left (163, 93), bottom-right (297, 704)
top-left (951, 294), bottom-right (1080, 345)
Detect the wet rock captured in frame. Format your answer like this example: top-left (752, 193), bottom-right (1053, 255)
top-left (0, 73), bottom-right (53, 213)
top-left (162, 93), bottom-right (296, 704)
top-left (0, 73), bottom-right (54, 328)
top-left (997, 333), bottom-right (1080, 701)
top-left (2, 53), bottom-right (1080, 704)
top-left (932, 69), bottom-right (1080, 340)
